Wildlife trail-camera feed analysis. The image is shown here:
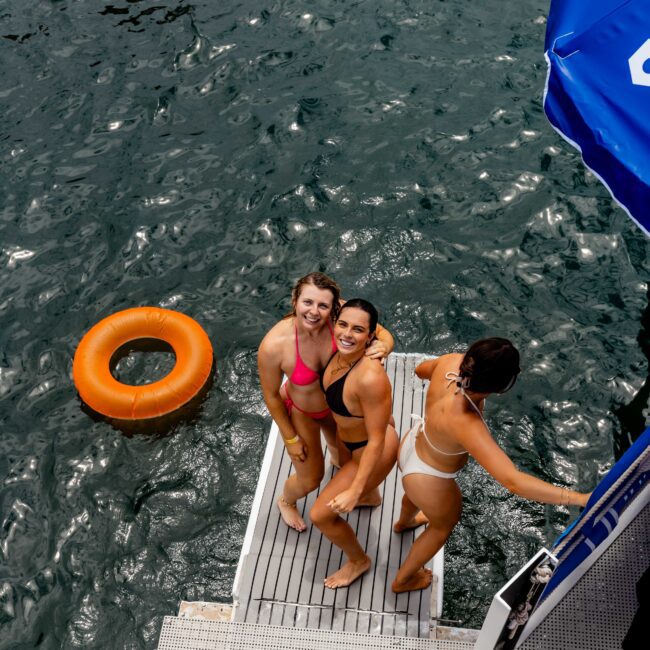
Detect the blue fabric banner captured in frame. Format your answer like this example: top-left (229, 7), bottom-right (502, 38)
top-left (541, 426), bottom-right (650, 601)
top-left (544, 0), bottom-right (650, 233)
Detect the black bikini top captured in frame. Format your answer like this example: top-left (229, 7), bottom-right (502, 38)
top-left (320, 353), bottom-right (364, 418)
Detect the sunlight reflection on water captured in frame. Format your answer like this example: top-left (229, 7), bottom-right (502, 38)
top-left (0, 0), bottom-right (647, 645)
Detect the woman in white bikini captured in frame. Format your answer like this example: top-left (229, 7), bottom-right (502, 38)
top-left (392, 338), bottom-right (592, 593)
top-left (258, 273), bottom-right (394, 532)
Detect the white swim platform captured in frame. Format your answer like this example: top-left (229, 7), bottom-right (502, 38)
top-left (157, 619), bottom-right (477, 649)
top-left (231, 353), bottom-right (444, 637)
top-left (157, 355), bottom-right (650, 649)
top-left (156, 354), bottom-right (480, 649)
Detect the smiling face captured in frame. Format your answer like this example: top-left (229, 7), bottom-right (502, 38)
top-left (334, 307), bottom-right (375, 356)
top-left (293, 283), bottom-right (335, 331)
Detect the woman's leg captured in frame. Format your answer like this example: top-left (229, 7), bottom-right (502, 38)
top-left (311, 425), bottom-right (398, 588)
top-left (392, 474), bottom-right (462, 593)
top-left (393, 492), bottom-right (428, 532)
top-left (310, 462), bottom-right (370, 587)
top-left (319, 414), bottom-right (340, 468)
top-left (278, 410), bottom-right (325, 532)
top-left (331, 438), bottom-right (381, 507)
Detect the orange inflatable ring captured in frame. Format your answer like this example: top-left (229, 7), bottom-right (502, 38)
top-left (73, 307), bottom-right (213, 420)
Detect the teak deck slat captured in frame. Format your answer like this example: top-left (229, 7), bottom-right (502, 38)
top-left (233, 354), bottom-right (438, 637)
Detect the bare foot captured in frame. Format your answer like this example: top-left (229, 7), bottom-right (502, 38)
top-left (324, 555), bottom-right (371, 589)
top-left (392, 567), bottom-right (433, 593)
top-left (357, 487), bottom-right (382, 507)
top-left (277, 496), bottom-right (306, 532)
top-left (393, 510), bottom-right (428, 533)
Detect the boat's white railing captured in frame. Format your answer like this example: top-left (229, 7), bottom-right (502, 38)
top-left (232, 420), bottom-right (280, 602)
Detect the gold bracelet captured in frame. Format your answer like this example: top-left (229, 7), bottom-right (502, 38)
top-left (561, 487), bottom-right (570, 506)
top-left (284, 435), bottom-right (300, 445)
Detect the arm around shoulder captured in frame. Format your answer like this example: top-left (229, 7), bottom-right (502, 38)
top-left (365, 322), bottom-right (394, 360)
top-left (375, 323), bottom-right (394, 355)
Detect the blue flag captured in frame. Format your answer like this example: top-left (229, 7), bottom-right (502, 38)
top-left (545, 0), bottom-right (650, 233)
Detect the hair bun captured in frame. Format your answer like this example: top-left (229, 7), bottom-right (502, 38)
top-left (460, 337), bottom-right (520, 394)
top-left (459, 355), bottom-right (475, 378)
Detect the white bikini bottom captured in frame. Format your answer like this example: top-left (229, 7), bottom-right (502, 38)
top-left (398, 419), bottom-right (459, 480)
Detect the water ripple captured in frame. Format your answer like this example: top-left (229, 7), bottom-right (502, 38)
top-left (0, 0), bottom-right (647, 643)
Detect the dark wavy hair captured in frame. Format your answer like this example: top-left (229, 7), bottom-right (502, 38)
top-left (338, 298), bottom-right (378, 334)
top-left (290, 272), bottom-right (341, 320)
top-left (459, 337), bottom-right (520, 394)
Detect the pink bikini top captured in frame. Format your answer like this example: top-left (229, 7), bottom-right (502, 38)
top-left (289, 321), bottom-right (337, 386)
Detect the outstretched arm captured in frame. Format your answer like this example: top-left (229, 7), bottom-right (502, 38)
top-left (457, 420), bottom-right (590, 507)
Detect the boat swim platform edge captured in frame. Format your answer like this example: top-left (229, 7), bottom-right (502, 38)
top-left (157, 618), bottom-right (477, 650)
top-left (232, 353), bottom-right (444, 638)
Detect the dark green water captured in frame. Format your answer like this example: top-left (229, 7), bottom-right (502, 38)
top-left (0, 0), bottom-right (647, 647)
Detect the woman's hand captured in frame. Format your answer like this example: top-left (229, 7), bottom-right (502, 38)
top-left (365, 339), bottom-right (388, 360)
top-left (328, 487), bottom-right (362, 514)
top-left (286, 439), bottom-right (307, 463)
top-left (575, 491), bottom-right (591, 508)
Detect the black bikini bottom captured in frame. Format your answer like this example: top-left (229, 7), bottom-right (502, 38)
top-left (342, 439), bottom-right (368, 452)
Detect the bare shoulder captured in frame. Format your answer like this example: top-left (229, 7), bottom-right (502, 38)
top-left (432, 352), bottom-right (463, 373)
top-left (258, 318), bottom-right (292, 357)
top-left (357, 357), bottom-right (391, 391)
top-left (415, 357), bottom-right (437, 378)
top-left (416, 353), bottom-right (460, 379)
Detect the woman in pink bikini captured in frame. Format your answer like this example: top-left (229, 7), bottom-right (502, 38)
top-left (258, 273), bottom-right (394, 532)
top-left (391, 338), bottom-right (592, 593)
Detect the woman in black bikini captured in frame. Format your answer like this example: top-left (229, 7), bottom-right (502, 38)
top-left (310, 299), bottom-right (399, 589)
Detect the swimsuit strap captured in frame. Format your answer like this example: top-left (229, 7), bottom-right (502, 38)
top-left (411, 413), bottom-right (468, 457)
top-left (290, 322), bottom-right (321, 386)
top-left (329, 355), bottom-right (362, 392)
top-left (413, 369), bottom-right (486, 457)
top-left (326, 319), bottom-right (337, 353)
top-left (322, 354), bottom-right (364, 418)
top-left (444, 371), bottom-right (489, 426)
top-left (319, 352), bottom-right (337, 392)
top-left (320, 351), bottom-right (361, 390)
top-left (445, 370), bottom-right (471, 393)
